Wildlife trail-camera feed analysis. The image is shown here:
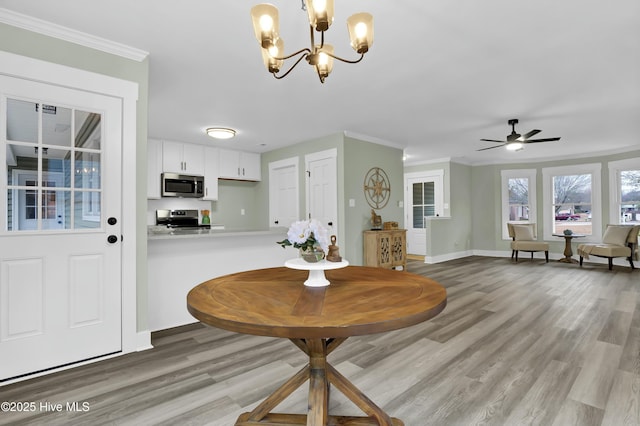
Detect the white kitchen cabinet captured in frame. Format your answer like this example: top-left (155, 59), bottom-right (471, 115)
top-left (219, 149), bottom-right (261, 181)
top-left (162, 140), bottom-right (204, 175)
top-left (203, 147), bottom-right (219, 200)
top-left (147, 138), bottom-right (163, 199)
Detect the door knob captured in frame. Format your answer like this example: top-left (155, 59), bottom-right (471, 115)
top-left (328, 222), bottom-right (333, 226)
top-left (108, 217), bottom-right (117, 225)
top-left (107, 235), bottom-right (118, 244)
top-left (274, 220), bottom-right (279, 225)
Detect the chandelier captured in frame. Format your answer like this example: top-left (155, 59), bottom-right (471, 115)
top-left (250, 0), bottom-right (374, 83)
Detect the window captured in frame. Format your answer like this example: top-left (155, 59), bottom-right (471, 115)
top-left (543, 164), bottom-right (601, 241)
top-left (609, 158), bottom-right (640, 225)
top-left (412, 181), bottom-right (436, 227)
top-left (501, 169), bottom-right (536, 239)
top-left (5, 98), bottom-right (103, 232)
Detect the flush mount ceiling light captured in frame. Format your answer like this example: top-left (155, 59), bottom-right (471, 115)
top-left (206, 128), bottom-right (236, 139)
top-left (250, 0), bottom-right (374, 83)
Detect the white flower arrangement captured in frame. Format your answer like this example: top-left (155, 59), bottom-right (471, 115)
top-left (276, 219), bottom-right (330, 254)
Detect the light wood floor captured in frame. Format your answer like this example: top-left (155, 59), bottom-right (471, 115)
top-left (2, 256), bottom-right (639, 425)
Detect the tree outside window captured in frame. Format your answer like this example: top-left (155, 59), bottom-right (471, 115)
top-left (620, 170), bottom-right (640, 224)
top-left (552, 174), bottom-right (592, 235)
top-left (508, 177), bottom-right (529, 221)
top-left (501, 169), bottom-right (536, 240)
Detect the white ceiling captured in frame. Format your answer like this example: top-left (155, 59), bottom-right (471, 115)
top-left (1, 0), bottom-right (639, 165)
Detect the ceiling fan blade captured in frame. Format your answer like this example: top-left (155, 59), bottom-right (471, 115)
top-left (480, 138), bottom-right (506, 143)
top-left (477, 144), bottom-right (505, 151)
top-left (518, 129), bottom-right (541, 141)
top-left (524, 137), bottom-right (561, 143)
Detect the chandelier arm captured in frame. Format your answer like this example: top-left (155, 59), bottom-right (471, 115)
top-left (309, 25), bottom-right (316, 50)
top-left (325, 51), bottom-right (366, 64)
top-left (273, 51), bottom-right (310, 79)
top-left (271, 47), bottom-right (312, 61)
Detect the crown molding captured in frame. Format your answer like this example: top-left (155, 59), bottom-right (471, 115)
top-left (343, 131), bottom-right (405, 150)
top-left (0, 8), bottom-right (148, 62)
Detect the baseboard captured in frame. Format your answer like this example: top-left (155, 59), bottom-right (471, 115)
top-left (425, 250), bottom-right (473, 264)
top-left (136, 330), bottom-right (153, 351)
top-left (424, 249), bottom-right (634, 268)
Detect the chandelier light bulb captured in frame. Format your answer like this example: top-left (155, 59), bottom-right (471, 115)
top-left (259, 14), bottom-right (273, 31)
top-left (355, 22), bottom-right (367, 38)
top-left (312, 0), bottom-right (327, 13)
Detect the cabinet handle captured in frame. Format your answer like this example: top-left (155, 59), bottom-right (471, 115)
top-left (205, 187), bottom-right (208, 197)
top-left (328, 222), bottom-right (333, 226)
top-left (237, 167), bottom-right (240, 176)
top-left (242, 168), bottom-right (245, 176)
top-left (274, 220), bottom-right (279, 225)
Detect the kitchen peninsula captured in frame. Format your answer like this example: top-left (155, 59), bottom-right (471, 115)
top-left (148, 227), bottom-right (290, 331)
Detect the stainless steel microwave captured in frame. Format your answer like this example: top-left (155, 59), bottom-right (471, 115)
top-left (161, 172), bottom-right (204, 198)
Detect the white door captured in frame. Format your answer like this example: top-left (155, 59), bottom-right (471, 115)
top-left (269, 157), bottom-right (299, 228)
top-left (0, 75), bottom-right (123, 381)
top-left (305, 149), bottom-right (338, 238)
top-left (405, 171), bottom-right (444, 256)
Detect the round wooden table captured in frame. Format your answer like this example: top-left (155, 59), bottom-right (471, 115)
top-left (187, 265), bottom-right (447, 426)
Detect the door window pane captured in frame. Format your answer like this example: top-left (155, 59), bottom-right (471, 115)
top-left (412, 182), bottom-right (436, 228)
top-left (75, 111), bottom-right (101, 150)
top-left (41, 190), bottom-right (71, 230)
top-left (74, 152), bottom-right (101, 189)
top-left (6, 99), bottom-right (38, 143)
top-left (42, 148), bottom-right (72, 187)
top-left (4, 97), bottom-right (103, 232)
top-left (42, 104), bottom-right (72, 148)
top-left (74, 191), bottom-right (101, 228)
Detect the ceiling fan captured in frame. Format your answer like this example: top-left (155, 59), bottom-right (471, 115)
top-left (478, 119), bottom-right (561, 151)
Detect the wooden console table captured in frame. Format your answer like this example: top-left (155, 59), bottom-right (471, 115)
top-left (187, 266), bottom-right (446, 425)
top-left (363, 229), bottom-right (407, 270)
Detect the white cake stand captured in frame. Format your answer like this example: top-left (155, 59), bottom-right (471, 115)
top-left (284, 258), bottom-right (349, 287)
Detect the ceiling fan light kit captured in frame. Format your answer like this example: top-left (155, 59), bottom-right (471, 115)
top-left (478, 118), bottom-right (561, 152)
top-left (250, 0), bottom-right (374, 83)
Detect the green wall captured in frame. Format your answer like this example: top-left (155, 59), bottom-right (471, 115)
top-left (259, 133), bottom-right (403, 265)
top-left (0, 23), bottom-right (150, 330)
top-left (343, 136), bottom-right (404, 265)
top-left (209, 180), bottom-right (262, 230)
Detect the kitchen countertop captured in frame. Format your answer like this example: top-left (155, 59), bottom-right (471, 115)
top-left (147, 226), bottom-right (286, 240)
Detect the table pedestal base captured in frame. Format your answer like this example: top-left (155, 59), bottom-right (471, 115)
top-left (234, 338), bottom-right (403, 426)
top-left (558, 257), bottom-right (578, 264)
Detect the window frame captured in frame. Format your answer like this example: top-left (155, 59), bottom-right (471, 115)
top-left (542, 163), bottom-right (601, 242)
top-left (608, 157), bottom-right (640, 225)
top-left (501, 169), bottom-right (537, 240)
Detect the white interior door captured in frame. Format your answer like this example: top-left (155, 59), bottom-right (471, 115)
top-left (269, 157), bottom-right (299, 228)
top-left (305, 149), bottom-right (338, 238)
top-left (0, 75), bottom-right (123, 381)
top-left (405, 171), bottom-right (444, 256)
